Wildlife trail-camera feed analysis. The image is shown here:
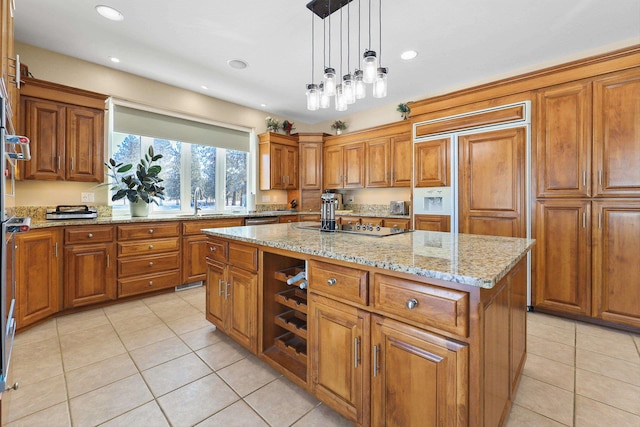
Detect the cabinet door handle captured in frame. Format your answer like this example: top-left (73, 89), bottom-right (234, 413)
top-left (583, 212), bottom-right (586, 228)
top-left (373, 345), bottom-right (380, 377)
top-left (70, 157), bottom-right (74, 171)
top-left (57, 156), bottom-right (61, 171)
top-left (599, 213), bottom-right (602, 229)
top-left (106, 254), bottom-right (110, 268)
top-left (583, 170), bottom-right (587, 187)
top-left (54, 242), bottom-right (58, 257)
top-left (210, 246), bottom-right (216, 252)
top-left (218, 279), bottom-right (224, 296)
top-left (354, 337), bottom-right (360, 369)
top-left (599, 170), bottom-right (603, 186)
top-left (406, 298), bottom-right (419, 310)
top-left (327, 278), bottom-right (337, 286)
top-left (225, 282), bottom-right (231, 299)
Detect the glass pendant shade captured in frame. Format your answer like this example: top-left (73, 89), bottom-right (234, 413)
top-left (319, 83), bottom-right (330, 109)
top-left (343, 74), bottom-right (356, 104)
top-left (354, 69), bottom-right (366, 99)
top-left (373, 67), bottom-right (388, 98)
top-left (335, 84), bottom-right (347, 111)
top-left (323, 67), bottom-right (336, 96)
top-left (362, 50), bottom-right (378, 84)
top-left (306, 84), bottom-right (320, 110)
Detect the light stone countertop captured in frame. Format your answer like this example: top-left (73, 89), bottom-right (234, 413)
top-left (202, 222), bottom-right (535, 289)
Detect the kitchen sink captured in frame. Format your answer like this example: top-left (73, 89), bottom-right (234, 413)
top-left (175, 212), bottom-right (227, 217)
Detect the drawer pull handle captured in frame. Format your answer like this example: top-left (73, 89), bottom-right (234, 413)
top-left (88, 233), bottom-right (93, 238)
top-left (406, 298), bottom-right (419, 310)
top-left (149, 244), bottom-right (154, 249)
top-left (149, 262), bottom-right (154, 267)
top-left (210, 246), bottom-right (216, 252)
top-left (149, 229), bottom-right (154, 234)
top-left (148, 281), bottom-right (154, 286)
top-left (327, 278), bottom-right (337, 286)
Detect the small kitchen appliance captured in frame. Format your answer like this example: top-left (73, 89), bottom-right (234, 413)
top-left (320, 192), bottom-right (338, 231)
top-left (389, 201), bottom-right (409, 215)
top-left (46, 205), bottom-right (98, 220)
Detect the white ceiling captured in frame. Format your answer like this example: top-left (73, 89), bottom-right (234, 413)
top-left (13, 0), bottom-right (640, 125)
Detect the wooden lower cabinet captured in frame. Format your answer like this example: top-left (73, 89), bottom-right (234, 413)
top-left (592, 200), bottom-right (640, 328)
top-left (63, 225), bottom-right (116, 308)
top-left (205, 240), bottom-right (258, 352)
top-left (309, 293), bottom-right (468, 427)
top-left (415, 214), bottom-right (451, 232)
top-left (15, 229), bottom-right (62, 329)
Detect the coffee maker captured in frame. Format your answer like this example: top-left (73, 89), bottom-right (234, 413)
top-left (320, 192), bottom-right (338, 231)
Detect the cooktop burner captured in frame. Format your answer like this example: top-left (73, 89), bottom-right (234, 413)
top-left (296, 222), bottom-right (412, 237)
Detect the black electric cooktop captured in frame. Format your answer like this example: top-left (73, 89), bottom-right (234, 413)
top-left (296, 222), bottom-right (412, 237)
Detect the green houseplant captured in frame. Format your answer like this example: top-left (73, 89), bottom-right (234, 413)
top-left (105, 146), bottom-right (165, 217)
top-left (331, 120), bottom-right (347, 135)
top-left (397, 103), bottom-right (411, 120)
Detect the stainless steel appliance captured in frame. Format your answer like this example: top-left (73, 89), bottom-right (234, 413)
top-left (46, 205), bottom-right (98, 220)
top-left (0, 93), bottom-right (31, 393)
top-left (320, 192), bottom-right (338, 231)
top-left (297, 222), bottom-right (412, 237)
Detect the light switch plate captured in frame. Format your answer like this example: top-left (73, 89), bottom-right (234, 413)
top-left (81, 192), bottom-right (95, 203)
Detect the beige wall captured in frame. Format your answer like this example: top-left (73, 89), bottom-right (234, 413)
top-left (13, 43), bottom-right (418, 208)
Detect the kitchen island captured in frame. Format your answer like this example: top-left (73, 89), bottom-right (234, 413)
top-left (202, 222), bottom-right (534, 427)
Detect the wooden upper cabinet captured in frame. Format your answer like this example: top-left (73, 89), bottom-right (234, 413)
top-left (323, 144), bottom-right (344, 189)
top-left (592, 200), bottom-right (640, 328)
top-left (323, 142), bottom-right (365, 189)
top-left (366, 137), bottom-right (391, 187)
top-left (536, 80), bottom-right (592, 198)
top-left (415, 137), bottom-right (450, 187)
top-left (19, 77), bottom-right (107, 182)
top-left (390, 133), bottom-right (412, 187)
top-left (458, 127), bottom-right (526, 238)
top-left (593, 68), bottom-right (640, 197)
top-left (258, 132), bottom-right (298, 190)
top-left (534, 200), bottom-right (591, 316)
top-left (299, 141), bottom-right (322, 190)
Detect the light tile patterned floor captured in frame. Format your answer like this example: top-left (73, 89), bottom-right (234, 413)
top-left (2, 287), bottom-right (639, 426)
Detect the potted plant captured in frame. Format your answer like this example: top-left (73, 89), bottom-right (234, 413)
top-left (282, 120), bottom-right (295, 135)
top-left (105, 146), bottom-right (166, 217)
top-left (331, 120), bottom-right (347, 135)
top-left (265, 116), bottom-right (281, 133)
top-left (397, 103), bottom-right (411, 120)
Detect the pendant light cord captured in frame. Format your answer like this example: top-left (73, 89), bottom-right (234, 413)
top-left (311, 12), bottom-right (315, 82)
top-left (378, 0), bottom-right (382, 64)
top-left (347, 0), bottom-right (350, 73)
top-left (340, 6), bottom-right (343, 78)
top-left (368, 0), bottom-right (372, 50)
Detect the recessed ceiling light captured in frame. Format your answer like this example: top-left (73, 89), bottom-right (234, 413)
top-left (260, 103), bottom-right (267, 108)
top-left (227, 59), bottom-right (248, 70)
top-left (95, 5), bottom-right (124, 21)
top-left (201, 85), bottom-right (208, 90)
top-left (109, 56), bottom-right (120, 63)
top-left (401, 50), bottom-right (418, 60)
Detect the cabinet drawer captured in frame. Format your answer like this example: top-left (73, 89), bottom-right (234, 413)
top-left (118, 253), bottom-right (181, 278)
top-left (117, 238), bottom-right (180, 256)
top-left (373, 274), bottom-right (469, 337)
top-left (118, 270), bottom-right (181, 298)
top-left (228, 243), bottom-right (258, 272)
top-left (382, 218), bottom-right (411, 229)
top-left (65, 226), bottom-right (114, 244)
top-left (308, 260), bottom-right (368, 305)
top-left (117, 222), bottom-right (180, 240)
top-left (206, 238), bottom-right (228, 263)
top-left (182, 218), bottom-right (244, 235)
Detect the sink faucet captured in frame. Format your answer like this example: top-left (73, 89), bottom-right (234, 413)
top-left (193, 187), bottom-right (204, 215)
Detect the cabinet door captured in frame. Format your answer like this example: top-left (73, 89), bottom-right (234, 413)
top-left (21, 98), bottom-right (66, 180)
top-left (66, 106), bottom-right (104, 182)
top-left (300, 142), bottom-right (322, 190)
top-left (269, 143), bottom-right (286, 189)
top-left (16, 229), bottom-right (61, 329)
top-left (226, 266), bottom-right (257, 352)
top-left (205, 259), bottom-right (226, 330)
top-left (283, 146), bottom-right (298, 190)
top-left (390, 134), bottom-right (412, 187)
top-left (593, 68), bottom-right (640, 197)
top-left (536, 80), bottom-right (591, 197)
top-left (344, 143), bottom-right (365, 189)
top-left (534, 200), bottom-right (591, 316)
top-left (592, 200), bottom-right (640, 328)
top-left (309, 294), bottom-right (370, 426)
top-left (458, 127), bottom-right (526, 238)
top-left (64, 243), bottom-right (116, 308)
top-left (414, 214), bottom-right (451, 232)
top-left (366, 138), bottom-right (391, 188)
top-left (371, 315), bottom-right (467, 427)
top-left (415, 138), bottom-right (449, 187)
top-left (182, 234), bottom-right (208, 284)
top-left (324, 145), bottom-right (344, 189)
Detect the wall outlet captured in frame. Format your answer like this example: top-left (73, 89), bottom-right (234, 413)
top-left (346, 195), bottom-right (355, 203)
top-left (81, 192), bottom-right (95, 203)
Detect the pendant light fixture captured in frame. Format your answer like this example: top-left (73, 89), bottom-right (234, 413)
top-left (306, 0), bottom-right (387, 110)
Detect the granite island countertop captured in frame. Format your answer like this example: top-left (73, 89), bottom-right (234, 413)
top-left (202, 222), bottom-right (535, 289)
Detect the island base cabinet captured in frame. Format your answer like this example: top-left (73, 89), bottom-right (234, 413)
top-left (371, 315), bottom-right (468, 427)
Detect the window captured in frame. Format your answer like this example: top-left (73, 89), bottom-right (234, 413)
top-left (109, 102), bottom-right (252, 215)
